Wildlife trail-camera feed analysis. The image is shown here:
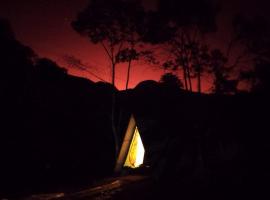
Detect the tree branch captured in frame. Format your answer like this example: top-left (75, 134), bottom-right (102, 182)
top-left (229, 50), bottom-right (250, 69)
top-left (101, 41), bottom-right (113, 60)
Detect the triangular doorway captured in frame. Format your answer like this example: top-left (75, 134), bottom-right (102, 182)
top-left (114, 115), bottom-right (145, 172)
top-left (124, 126), bottom-right (145, 168)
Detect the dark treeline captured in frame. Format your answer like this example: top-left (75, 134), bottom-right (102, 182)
top-left (72, 0), bottom-right (270, 94)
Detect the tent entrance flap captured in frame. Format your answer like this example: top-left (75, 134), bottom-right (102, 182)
top-left (124, 127), bottom-right (145, 168)
top-left (114, 115), bottom-right (145, 172)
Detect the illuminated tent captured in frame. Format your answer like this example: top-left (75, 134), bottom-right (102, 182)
top-left (114, 115), bottom-right (145, 173)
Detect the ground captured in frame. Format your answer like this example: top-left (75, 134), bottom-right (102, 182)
top-left (25, 175), bottom-right (154, 200)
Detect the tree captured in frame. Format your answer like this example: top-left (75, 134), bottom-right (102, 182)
top-left (191, 45), bottom-right (210, 93)
top-left (72, 0), bottom-right (146, 157)
top-left (208, 49), bottom-right (238, 94)
top-left (232, 15), bottom-right (270, 93)
top-left (116, 48), bottom-right (139, 89)
top-left (63, 55), bottom-right (107, 82)
top-left (162, 41), bottom-right (210, 93)
top-left (143, 0), bottom-right (219, 93)
top-left (160, 72), bottom-right (183, 90)
top-left (72, 0), bottom-right (145, 87)
top-left (240, 59), bottom-right (270, 93)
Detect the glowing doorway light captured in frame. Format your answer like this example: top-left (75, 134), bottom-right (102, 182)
top-left (124, 127), bottom-right (145, 168)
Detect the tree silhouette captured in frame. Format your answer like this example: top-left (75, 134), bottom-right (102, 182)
top-left (162, 41), bottom-right (210, 93)
top-left (208, 49), bottom-right (238, 94)
top-left (240, 59), bottom-right (270, 93)
top-left (63, 54), bottom-right (107, 82)
top-left (160, 72), bottom-right (183, 90)
top-left (143, 0), bottom-right (219, 93)
top-left (72, 0), bottom-right (145, 87)
top-left (116, 48), bottom-right (139, 89)
top-left (72, 0), bottom-right (150, 157)
top-left (191, 45), bottom-right (210, 93)
top-left (233, 15), bottom-right (270, 93)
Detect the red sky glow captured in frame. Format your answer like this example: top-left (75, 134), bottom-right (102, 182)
top-left (0, 0), bottom-right (269, 91)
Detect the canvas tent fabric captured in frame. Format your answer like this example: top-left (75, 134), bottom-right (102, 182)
top-left (114, 115), bottom-right (145, 173)
top-left (124, 127), bottom-right (145, 168)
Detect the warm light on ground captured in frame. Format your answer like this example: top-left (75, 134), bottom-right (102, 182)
top-left (124, 127), bottom-right (145, 168)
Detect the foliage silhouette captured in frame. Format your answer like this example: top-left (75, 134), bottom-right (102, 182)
top-left (141, 0), bottom-right (219, 93)
top-left (72, 0), bottom-right (145, 87)
top-left (208, 49), bottom-right (238, 94)
top-left (233, 15), bottom-right (270, 94)
top-left (160, 72), bottom-right (183, 90)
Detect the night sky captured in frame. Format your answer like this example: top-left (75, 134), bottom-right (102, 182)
top-left (0, 0), bottom-right (269, 90)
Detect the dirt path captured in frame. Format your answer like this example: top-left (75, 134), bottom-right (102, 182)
top-left (25, 175), bottom-right (153, 200)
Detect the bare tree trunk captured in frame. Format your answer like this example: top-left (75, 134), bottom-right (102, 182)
top-left (197, 69), bottom-right (201, 93)
top-left (110, 59), bottom-right (119, 159)
top-left (126, 59), bottom-right (132, 90)
top-left (112, 61), bottom-right (116, 86)
top-left (183, 67), bottom-right (188, 90)
top-left (186, 66), bottom-right (193, 92)
top-left (100, 42), bottom-right (119, 160)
